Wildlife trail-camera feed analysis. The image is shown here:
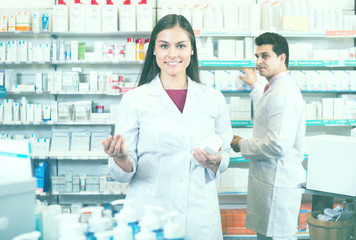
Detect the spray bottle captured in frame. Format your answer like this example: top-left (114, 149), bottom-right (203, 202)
top-left (119, 0), bottom-right (136, 32)
top-left (102, 0), bottom-right (118, 32)
top-left (86, 0), bottom-right (101, 32)
top-left (70, 0), bottom-right (86, 32)
top-left (162, 211), bottom-right (185, 240)
top-left (136, 0), bottom-right (153, 31)
top-left (53, 0), bottom-right (68, 32)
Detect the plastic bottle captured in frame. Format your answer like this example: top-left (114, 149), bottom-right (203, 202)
top-left (180, 4), bottom-right (191, 23)
top-left (192, 4), bottom-right (203, 31)
top-left (103, 203), bottom-right (113, 229)
top-left (140, 205), bottom-right (164, 240)
top-left (41, 14), bottom-right (49, 32)
top-left (125, 37), bottom-right (135, 61)
top-left (135, 38), bottom-right (145, 61)
top-left (86, 0), bottom-right (101, 32)
top-left (271, 1), bottom-right (282, 30)
top-left (32, 12), bottom-right (40, 33)
top-left (203, 4), bottom-right (214, 31)
top-left (102, 0), bottom-right (118, 32)
top-left (56, 213), bottom-right (86, 240)
top-left (112, 212), bottom-right (133, 240)
top-left (162, 211), bottom-right (184, 240)
top-left (136, 0), bottom-right (153, 32)
top-left (119, 0), bottom-right (136, 32)
top-left (214, 5), bottom-right (224, 31)
top-left (135, 221), bottom-right (156, 240)
top-left (86, 216), bottom-right (108, 240)
top-left (20, 97), bottom-right (27, 122)
top-left (53, 0), bottom-right (68, 32)
top-left (111, 199), bottom-right (139, 239)
top-left (261, 0), bottom-right (272, 30)
top-left (70, 0), bottom-right (86, 32)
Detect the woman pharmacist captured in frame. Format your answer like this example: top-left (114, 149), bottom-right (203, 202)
top-left (103, 14), bottom-right (233, 239)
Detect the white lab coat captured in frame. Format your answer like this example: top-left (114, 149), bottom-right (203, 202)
top-left (109, 74), bottom-right (233, 240)
top-left (240, 73), bottom-right (306, 237)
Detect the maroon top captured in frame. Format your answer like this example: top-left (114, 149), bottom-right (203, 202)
top-left (165, 89), bottom-right (188, 113)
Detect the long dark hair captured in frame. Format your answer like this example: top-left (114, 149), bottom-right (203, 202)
top-left (138, 14), bottom-right (200, 86)
top-left (255, 32), bottom-right (289, 68)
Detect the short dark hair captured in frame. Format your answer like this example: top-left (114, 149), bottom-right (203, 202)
top-left (138, 14), bottom-right (200, 86)
top-left (255, 32), bottom-right (289, 68)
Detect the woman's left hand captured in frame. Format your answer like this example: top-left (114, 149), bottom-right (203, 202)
top-left (192, 147), bottom-right (222, 174)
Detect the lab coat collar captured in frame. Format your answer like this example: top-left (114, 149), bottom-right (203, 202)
top-left (146, 74), bottom-right (203, 115)
top-left (264, 71), bottom-right (290, 96)
top-left (146, 74), bottom-right (202, 96)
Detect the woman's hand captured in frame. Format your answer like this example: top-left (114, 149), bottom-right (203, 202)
top-left (192, 147), bottom-right (222, 174)
top-left (102, 134), bottom-right (132, 172)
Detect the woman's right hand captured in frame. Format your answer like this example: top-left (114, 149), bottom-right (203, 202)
top-left (102, 134), bottom-right (132, 172)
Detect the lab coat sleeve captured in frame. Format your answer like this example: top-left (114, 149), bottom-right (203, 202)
top-left (108, 92), bottom-right (138, 183)
top-left (241, 89), bottom-right (303, 160)
top-left (206, 90), bottom-right (233, 180)
top-left (249, 81), bottom-right (264, 108)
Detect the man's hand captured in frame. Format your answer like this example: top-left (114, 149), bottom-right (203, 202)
top-left (240, 68), bottom-right (257, 86)
top-left (231, 135), bottom-right (242, 152)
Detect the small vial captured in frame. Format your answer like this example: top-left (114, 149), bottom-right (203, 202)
top-left (95, 105), bottom-right (104, 113)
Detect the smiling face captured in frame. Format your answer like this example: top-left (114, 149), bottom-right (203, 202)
top-left (154, 26), bottom-right (193, 81)
top-left (255, 44), bottom-right (287, 81)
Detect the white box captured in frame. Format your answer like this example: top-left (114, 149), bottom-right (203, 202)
top-left (217, 40), bottom-right (235, 60)
top-left (307, 135), bottom-right (356, 197)
top-left (322, 98), bottom-right (333, 120)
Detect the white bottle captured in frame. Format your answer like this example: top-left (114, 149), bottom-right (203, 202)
top-left (140, 205), bottom-right (164, 240)
top-left (119, 0), bottom-right (136, 32)
top-left (192, 4), bottom-right (203, 31)
top-left (162, 211), bottom-right (184, 240)
top-left (20, 97), bottom-right (27, 122)
top-left (135, 221), bottom-right (156, 240)
top-left (180, 4), bottom-right (192, 23)
top-left (53, 0), bottom-right (69, 32)
top-left (111, 199), bottom-right (139, 238)
top-left (125, 37), bottom-right (135, 61)
top-left (261, 0), bottom-right (272, 30)
top-left (28, 41), bottom-right (33, 62)
top-left (112, 212), bottom-right (133, 240)
top-left (0, 42), bottom-right (5, 62)
top-left (102, 0), bottom-right (118, 32)
top-left (214, 6), bottom-right (224, 31)
top-left (32, 12), bottom-right (40, 33)
top-left (136, 0), bottom-right (153, 32)
top-left (70, 0), bottom-right (86, 32)
top-left (203, 4), bottom-right (214, 31)
top-left (8, 15), bottom-right (15, 32)
top-left (86, 0), bottom-right (101, 32)
top-left (271, 1), bottom-right (282, 30)
top-left (13, 102), bottom-right (20, 121)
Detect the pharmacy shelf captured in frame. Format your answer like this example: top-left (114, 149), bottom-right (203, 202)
top-left (218, 190), bottom-right (248, 195)
top-left (0, 121), bottom-right (115, 126)
top-left (230, 155), bottom-right (308, 164)
top-left (222, 90), bottom-right (356, 93)
top-left (199, 60), bottom-right (356, 67)
top-left (223, 233), bottom-right (310, 239)
top-left (231, 119), bottom-right (356, 127)
top-left (6, 91), bottom-right (122, 96)
top-left (0, 31), bottom-right (151, 37)
top-left (51, 60), bottom-right (143, 65)
top-left (52, 192), bottom-right (124, 196)
top-left (50, 31), bottom-right (151, 38)
top-left (32, 153), bottom-right (108, 160)
top-left (192, 30), bottom-right (356, 38)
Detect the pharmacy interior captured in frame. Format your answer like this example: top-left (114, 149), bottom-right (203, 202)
top-left (0, 0), bottom-right (356, 239)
